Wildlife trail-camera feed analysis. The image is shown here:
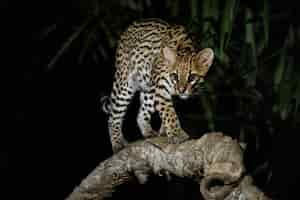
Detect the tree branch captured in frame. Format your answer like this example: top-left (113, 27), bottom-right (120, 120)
top-left (65, 132), bottom-right (269, 200)
top-left (224, 176), bottom-right (271, 200)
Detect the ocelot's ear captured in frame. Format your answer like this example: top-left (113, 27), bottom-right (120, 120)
top-left (196, 48), bottom-right (214, 72)
top-left (161, 46), bottom-right (176, 66)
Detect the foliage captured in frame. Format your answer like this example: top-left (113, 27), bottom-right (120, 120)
top-left (37, 0), bottom-right (298, 195)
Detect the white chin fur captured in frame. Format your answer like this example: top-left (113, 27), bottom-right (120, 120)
top-left (179, 94), bottom-right (189, 100)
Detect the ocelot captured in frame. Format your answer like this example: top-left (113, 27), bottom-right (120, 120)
top-left (102, 18), bottom-right (214, 153)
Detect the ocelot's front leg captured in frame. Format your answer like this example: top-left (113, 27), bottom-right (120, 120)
top-left (155, 94), bottom-right (189, 144)
top-left (137, 91), bottom-right (158, 138)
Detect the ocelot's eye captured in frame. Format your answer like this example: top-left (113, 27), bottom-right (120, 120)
top-left (170, 73), bottom-right (178, 82)
top-left (198, 77), bottom-right (205, 88)
top-left (198, 76), bottom-right (204, 83)
top-left (188, 74), bottom-right (198, 82)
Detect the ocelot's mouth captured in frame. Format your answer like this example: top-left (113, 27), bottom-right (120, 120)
top-left (179, 94), bottom-right (189, 100)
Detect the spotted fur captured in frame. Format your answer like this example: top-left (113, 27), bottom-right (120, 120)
top-left (104, 18), bottom-right (214, 152)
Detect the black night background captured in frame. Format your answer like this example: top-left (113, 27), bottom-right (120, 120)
top-left (11, 0), bottom-right (300, 199)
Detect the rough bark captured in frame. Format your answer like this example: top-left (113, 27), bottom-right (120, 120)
top-left (224, 176), bottom-right (271, 200)
top-left (65, 132), bottom-right (269, 200)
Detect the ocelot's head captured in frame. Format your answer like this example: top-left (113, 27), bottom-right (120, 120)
top-left (161, 46), bottom-right (214, 99)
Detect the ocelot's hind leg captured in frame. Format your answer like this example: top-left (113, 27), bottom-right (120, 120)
top-left (137, 91), bottom-right (158, 138)
top-left (108, 80), bottom-right (135, 153)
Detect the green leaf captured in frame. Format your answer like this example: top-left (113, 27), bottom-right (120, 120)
top-left (243, 9), bottom-right (258, 87)
top-left (190, 0), bottom-right (199, 21)
top-left (219, 0), bottom-right (238, 62)
top-left (256, 0), bottom-right (269, 55)
top-left (38, 23), bottom-right (57, 40)
top-left (278, 81), bottom-right (292, 120)
top-left (293, 79), bottom-right (300, 118)
top-left (273, 26), bottom-right (293, 91)
top-left (273, 49), bottom-right (286, 92)
top-left (201, 0), bottom-right (219, 34)
top-left (47, 16), bottom-right (94, 70)
top-left (245, 8), bottom-right (256, 58)
top-left (262, 0), bottom-right (269, 49)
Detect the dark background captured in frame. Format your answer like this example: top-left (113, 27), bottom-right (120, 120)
top-left (12, 0), bottom-right (300, 199)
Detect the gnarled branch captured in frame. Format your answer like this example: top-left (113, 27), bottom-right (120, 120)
top-left (224, 176), bottom-right (271, 200)
top-left (65, 132), bottom-right (267, 200)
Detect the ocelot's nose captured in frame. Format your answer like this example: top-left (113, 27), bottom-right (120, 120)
top-left (179, 86), bottom-right (185, 93)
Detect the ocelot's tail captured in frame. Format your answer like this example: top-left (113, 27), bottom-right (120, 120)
top-left (100, 95), bottom-right (111, 114)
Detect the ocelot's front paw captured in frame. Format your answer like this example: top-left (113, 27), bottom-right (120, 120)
top-left (142, 129), bottom-right (159, 138)
top-left (112, 139), bottom-right (129, 153)
top-left (167, 130), bottom-right (189, 144)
